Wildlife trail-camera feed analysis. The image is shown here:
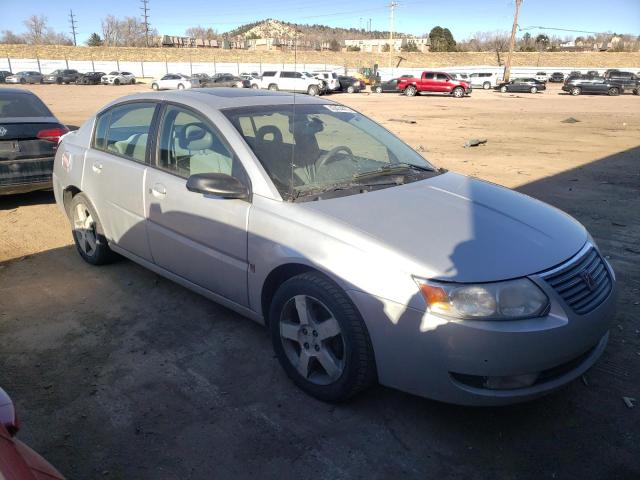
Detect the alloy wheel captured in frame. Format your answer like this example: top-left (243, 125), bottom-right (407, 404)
top-left (279, 295), bottom-right (346, 385)
top-left (73, 203), bottom-right (97, 257)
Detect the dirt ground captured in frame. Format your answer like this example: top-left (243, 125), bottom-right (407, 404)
top-left (0, 83), bottom-right (639, 479)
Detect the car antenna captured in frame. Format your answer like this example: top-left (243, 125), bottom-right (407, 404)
top-left (289, 31), bottom-right (299, 201)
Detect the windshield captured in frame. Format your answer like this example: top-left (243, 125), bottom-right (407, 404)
top-left (0, 93), bottom-right (53, 117)
top-left (108, 71), bottom-right (118, 75)
top-left (223, 104), bottom-right (438, 200)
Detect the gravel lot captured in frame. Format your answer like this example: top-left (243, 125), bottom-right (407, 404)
top-left (1, 83), bottom-right (639, 479)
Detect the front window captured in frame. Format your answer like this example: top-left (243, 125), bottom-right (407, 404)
top-left (108, 71), bottom-right (119, 75)
top-left (223, 104), bottom-right (439, 201)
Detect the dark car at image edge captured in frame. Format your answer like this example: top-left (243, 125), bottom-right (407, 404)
top-left (0, 88), bottom-right (68, 195)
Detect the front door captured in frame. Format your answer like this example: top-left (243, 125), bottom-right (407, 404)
top-left (145, 104), bottom-right (251, 306)
top-left (82, 101), bottom-right (158, 260)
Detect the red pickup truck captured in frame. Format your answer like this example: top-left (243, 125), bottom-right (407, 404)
top-left (397, 71), bottom-right (472, 98)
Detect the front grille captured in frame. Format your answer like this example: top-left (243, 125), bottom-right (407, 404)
top-left (542, 247), bottom-right (612, 315)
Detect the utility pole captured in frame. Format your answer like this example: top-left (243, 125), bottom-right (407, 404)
top-left (140, 0), bottom-right (151, 47)
top-left (388, 2), bottom-right (398, 66)
top-left (503, 0), bottom-right (522, 82)
top-left (69, 10), bottom-right (78, 46)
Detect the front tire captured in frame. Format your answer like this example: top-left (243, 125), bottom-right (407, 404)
top-left (633, 88), bottom-right (639, 95)
top-left (269, 272), bottom-right (376, 402)
top-left (500, 85), bottom-right (508, 93)
top-left (374, 86), bottom-right (382, 93)
top-left (114, 79), bottom-right (120, 86)
top-left (452, 86), bottom-right (464, 98)
top-left (483, 81), bottom-right (491, 90)
top-left (268, 83), bottom-right (278, 91)
top-left (130, 78), bottom-right (136, 84)
top-left (151, 83), bottom-right (159, 90)
top-left (307, 85), bottom-right (319, 96)
top-left (177, 83), bottom-right (185, 90)
top-left (20, 78), bottom-right (26, 84)
top-left (347, 85), bottom-right (355, 94)
top-left (530, 86), bottom-right (538, 94)
top-left (69, 193), bottom-right (116, 265)
top-left (251, 83), bottom-right (259, 89)
top-left (404, 85), bottom-right (417, 97)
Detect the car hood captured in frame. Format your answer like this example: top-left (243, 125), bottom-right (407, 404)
top-left (301, 172), bottom-right (587, 282)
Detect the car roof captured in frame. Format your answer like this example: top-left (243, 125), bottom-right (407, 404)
top-left (99, 88), bottom-right (337, 111)
top-left (0, 87), bottom-right (37, 95)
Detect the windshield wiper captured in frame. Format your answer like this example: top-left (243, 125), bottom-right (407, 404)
top-left (353, 162), bottom-right (435, 181)
top-left (292, 179), bottom-right (402, 201)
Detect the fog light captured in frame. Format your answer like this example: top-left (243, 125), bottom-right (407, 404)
top-left (483, 373), bottom-right (539, 390)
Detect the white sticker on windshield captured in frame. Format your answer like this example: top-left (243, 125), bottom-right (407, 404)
top-left (323, 105), bottom-right (354, 113)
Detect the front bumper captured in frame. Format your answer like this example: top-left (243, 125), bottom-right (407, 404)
top-left (347, 259), bottom-right (616, 405)
top-left (0, 157), bottom-right (54, 195)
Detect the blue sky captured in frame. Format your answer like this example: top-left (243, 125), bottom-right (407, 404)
top-left (0, 0), bottom-right (638, 42)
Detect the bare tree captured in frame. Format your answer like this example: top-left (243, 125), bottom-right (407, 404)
top-left (102, 15), bottom-right (121, 46)
top-left (0, 30), bottom-right (27, 44)
top-left (23, 15), bottom-right (48, 44)
top-left (185, 26), bottom-right (218, 40)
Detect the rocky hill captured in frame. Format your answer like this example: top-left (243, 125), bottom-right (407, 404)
top-left (224, 18), bottom-right (404, 41)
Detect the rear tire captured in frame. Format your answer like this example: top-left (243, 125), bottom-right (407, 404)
top-left (571, 86), bottom-right (581, 96)
top-left (251, 83), bottom-right (259, 89)
top-left (500, 85), bottom-right (508, 93)
top-left (177, 83), bottom-right (185, 90)
top-left (608, 87), bottom-right (619, 96)
top-left (375, 86), bottom-right (382, 93)
top-left (152, 83), bottom-right (159, 90)
top-left (633, 88), bottom-right (639, 95)
top-left (269, 271), bottom-right (376, 402)
top-left (20, 78), bottom-right (26, 84)
top-left (483, 81), bottom-right (491, 90)
top-left (268, 83), bottom-right (278, 91)
top-left (114, 79), bottom-right (120, 86)
top-left (404, 85), bottom-right (417, 97)
top-left (56, 77), bottom-right (62, 85)
top-left (69, 193), bottom-right (117, 266)
top-left (131, 79), bottom-right (135, 84)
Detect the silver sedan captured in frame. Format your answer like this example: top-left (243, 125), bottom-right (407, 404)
top-left (53, 89), bottom-right (615, 405)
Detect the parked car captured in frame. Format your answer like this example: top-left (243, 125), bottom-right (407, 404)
top-left (76, 71), bottom-right (106, 85)
top-left (190, 73), bottom-right (211, 85)
top-left (202, 74), bottom-right (250, 88)
top-left (43, 69), bottom-right (81, 84)
top-left (0, 71), bottom-right (13, 83)
top-left (398, 71), bottom-right (471, 98)
top-left (603, 70), bottom-right (639, 93)
top-left (468, 72), bottom-right (499, 89)
top-left (587, 70), bottom-right (599, 76)
top-left (562, 76), bottom-right (625, 96)
top-left (533, 72), bottom-right (548, 83)
top-left (548, 72), bottom-right (565, 83)
top-left (312, 71), bottom-right (340, 92)
top-left (0, 387), bottom-right (65, 479)
top-left (371, 78), bottom-right (401, 93)
top-left (257, 70), bottom-right (323, 96)
top-left (5, 71), bottom-right (44, 85)
top-left (497, 78), bottom-right (546, 94)
top-left (449, 73), bottom-right (469, 81)
top-left (101, 71), bottom-right (136, 85)
top-left (337, 76), bottom-right (365, 93)
top-left (0, 88), bottom-right (69, 195)
top-left (53, 89), bottom-right (614, 405)
top-left (151, 73), bottom-right (199, 91)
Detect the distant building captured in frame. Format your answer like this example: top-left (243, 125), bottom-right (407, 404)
top-left (344, 37), bottom-right (430, 53)
top-left (245, 38), bottom-right (331, 51)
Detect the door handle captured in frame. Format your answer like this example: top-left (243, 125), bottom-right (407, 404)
top-left (92, 162), bottom-right (103, 173)
top-left (150, 183), bottom-right (167, 198)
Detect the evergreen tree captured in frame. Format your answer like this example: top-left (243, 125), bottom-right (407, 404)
top-left (86, 32), bottom-right (103, 46)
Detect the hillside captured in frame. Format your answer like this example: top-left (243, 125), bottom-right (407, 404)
top-left (224, 18), bottom-right (405, 41)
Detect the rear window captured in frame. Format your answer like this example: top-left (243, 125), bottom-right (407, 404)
top-left (0, 93), bottom-right (53, 117)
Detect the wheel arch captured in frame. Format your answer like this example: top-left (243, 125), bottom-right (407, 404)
top-left (62, 185), bottom-right (82, 215)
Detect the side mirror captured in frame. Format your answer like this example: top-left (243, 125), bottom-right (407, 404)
top-left (0, 387), bottom-right (19, 436)
top-left (186, 173), bottom-right (249, 200)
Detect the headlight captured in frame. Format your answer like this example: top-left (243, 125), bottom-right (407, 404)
top-left (414, 277), bottom-right (549, 320)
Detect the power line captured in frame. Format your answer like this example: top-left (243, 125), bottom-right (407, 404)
top-left (69, 9), bottom-right (78, 46)
top-left (140, 0), bottom-right (151, 47)
top-left (519, 25), bottom-right (608, 35)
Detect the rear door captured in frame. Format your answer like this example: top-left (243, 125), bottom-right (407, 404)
top-left (82, 101), bottom-right (158, 260)
top-left (144, 103), bottom-right (251, 305)
top-left (422, 72), bottom-right (436, 91)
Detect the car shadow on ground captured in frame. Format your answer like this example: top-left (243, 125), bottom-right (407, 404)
top-left (0, 146), bottom-right (639, 479)
top-left (0, 190), bottom-right (55, 210)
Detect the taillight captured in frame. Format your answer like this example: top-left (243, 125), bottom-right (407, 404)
top-left (37, 127), bottom-right (69, 143)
